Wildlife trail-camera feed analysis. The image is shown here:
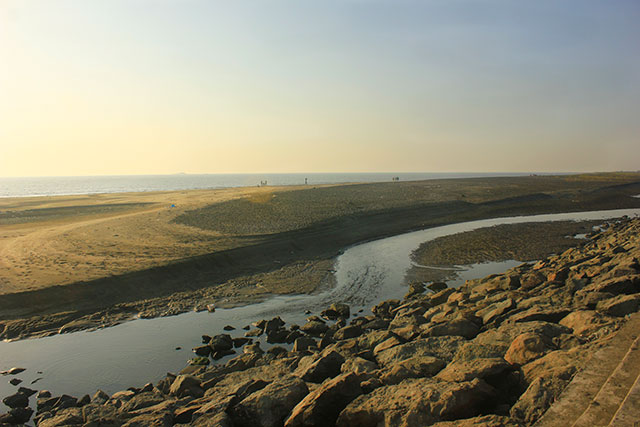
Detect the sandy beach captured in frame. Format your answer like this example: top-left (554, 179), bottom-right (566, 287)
top-left (1, 173), bottom-right (640, 340)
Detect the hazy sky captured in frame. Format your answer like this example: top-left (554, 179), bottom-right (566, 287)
top-left (1, 0), bottom-right (639, 177)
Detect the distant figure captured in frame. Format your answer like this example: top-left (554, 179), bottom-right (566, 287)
top-left (170, 204), bottom-right (176, 208)
top-left (305, 178), bottom-right (308, 185)
top-left (392, 176), bottom-right (400, 182)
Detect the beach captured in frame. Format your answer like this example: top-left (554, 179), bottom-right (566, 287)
top-left (1, 173), bottom-right (640, 340)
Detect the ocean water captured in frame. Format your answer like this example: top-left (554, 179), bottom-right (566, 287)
top-left (0, 172), bottom-right (537, 198)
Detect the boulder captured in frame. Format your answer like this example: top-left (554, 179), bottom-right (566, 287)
top-left (82, 403), bottom-right (120, 424)
top-left (406, 282), bottom-right (428, 298)
top-left (427, 282), bottom-right (448, 292)
top-left (596, 294), bottom-right (640, 317)
top-left (295, 351), bottom-right (345, 383)
top-left (193, 345), bottom-right (212, 357)
top-left (559, 310), bottom-right (615, 337)
top-left (504, 333), bottom-right (548, 365)
top-left (321, 303), bottom-right (350, 320)
top-left (37, 408), bottom-right (84, 427)
top-left (372, 336), bottom-right (403, 356)
top-left (300, 320), bottom-right (329, 336)
top-left (371, 299), bottom-right (400, 319)
top-left (121, 392), bottom-right (166, 412)
top-left (376, 336), bottom-right (465, 367)
top-left (169, 375), bottom-right (203, 398)
top-left (508, 307), bottom-right (572, 324)
top-left (2, 407), bottom-right (33, 424)
top-left (285, 373), bottom-right (363, 427)
top-left (380, 356), bottom-right (446, 385)
top-left (230, 376), bottom-right (309, 427)
top-left (2, 392), bottom-right (28, 409)
top-left (209, 334), bottom-right (234, 352)
top-left (422, 319), bottom-right (480, 339)
top-left (476, 298), bottom-right (515, 325)
top-left (333, 325), bottom-right (363, 341)
top-left (336, 378), bottom-right (495, 426)
top-left (430, 288), bottom-right (457, 305)
top-left (579, 276), bottom-right (638, 295)
top-left (292, 336), bottom-right (317, 352)
top-left (453, 342), bottom-right (509, 362)
top-left (341, 357), bottom-right (378, 375)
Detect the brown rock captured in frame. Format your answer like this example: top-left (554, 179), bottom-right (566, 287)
top-left (341, 357), bottom-right (378, 375)
top-left (295, 351), bottom-right (345, 383)
top-left (333, 325), bottom-right (363, 341)
top-left (231, 376), bottom-right (309, 427)
top-left (376, 336), bottom-right (465, 367)
top-left (169, 375), bottom-right (203, 398)
top-left (422, 319), bottom-right (480, 339)
top-left (285, 373), bottom-right (362, 427)
top-left (380, 356), bottom-right (445, 385)
top-left (596, 294), bottom-right (640, 317)
top-left (436, 358), bottom-right (512, 382)
top-left (336, 378), bottom-right (495, 426)
top-left (504, 333), bottom-right (548, 365)
top-left (559, 310), bottom-right (615, 337)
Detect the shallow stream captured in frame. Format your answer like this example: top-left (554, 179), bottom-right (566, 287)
top-left (2, 208), bottom-right (639, 406)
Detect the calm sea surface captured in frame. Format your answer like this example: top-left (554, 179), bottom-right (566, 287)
top-left (0, 172), bottom-right (538, 198)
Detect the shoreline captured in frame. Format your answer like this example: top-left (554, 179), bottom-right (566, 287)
top-left (1, 174), bottom-right (640, 341)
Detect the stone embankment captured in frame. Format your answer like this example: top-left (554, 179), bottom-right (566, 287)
top-left (2, 217), bottom-right (640, 426)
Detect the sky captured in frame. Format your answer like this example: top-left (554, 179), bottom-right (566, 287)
top-left (1, 0), bottom-right (639, 177)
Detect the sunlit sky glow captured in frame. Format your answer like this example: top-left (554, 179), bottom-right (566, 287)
top-left (1, 0), bottom-right (639, 177)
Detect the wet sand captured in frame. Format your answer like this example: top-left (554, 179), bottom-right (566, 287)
top-left (1, 173), bottom-right (640, 339)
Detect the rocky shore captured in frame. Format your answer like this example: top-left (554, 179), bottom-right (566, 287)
top-left (2, 216), bottom-right (639, 426)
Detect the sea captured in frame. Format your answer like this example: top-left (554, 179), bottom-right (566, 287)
top-left (0, 172), bottom-right (542, 198)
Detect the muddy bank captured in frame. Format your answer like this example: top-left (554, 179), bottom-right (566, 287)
top-left (5, 217), bottom-right (638, 426)
top-left (1, 174), bottom-right (640, 340)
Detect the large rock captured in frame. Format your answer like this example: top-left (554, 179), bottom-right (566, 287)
top-left (511, 349), bottom-right (582, 423)
top-left (321, 303), bottom-right (350, 320)
top-left (422, 319), bottom-right (480, 339)
top-left (341, 357), bottom-right (378, 375)
top-left (230, 376), bottom-right (309, 427)
top-left (559, 310), bottom-right (615, 337)
top-left (0, 407), bottom-right (33, 424)
top-left (380, 356), bottom-right (446, 385)
top-left (300, 320), bottom-right (328, 336)
top-left (285, 373), bottom-right (363, 427)
top-left (375, 336), bottom-right (465, 367)
top-left (508, 307), bottom-right (572, 324)
top-left (169, 375), bottom-right (203, 398)
top-left (596, 294), bottom-right (640, 317)
top-left (82, 403), bottom-right (120, 424)
top-left (333, 325), bottom-right (363, 341)
top-left (295, 351), bottom-right (345, 383)
top-left (2, 392), bottom-right (28, 408)
top-left (504, 333), bottom-right (548, 365)
top-left (292, 336), bottom-right (317, 352)
top-left (578, 276), bottom-right (638, 295)
top-left (37, 408), bottom-right (84, 427)
top-left (336, 378), bottom-right (495, 426)
top-left (476, 298), bottom-right (515, 325)
top-left (209, 334), bottom-right (234, 352)
top-left (121, 392), bottom-right (166, 412)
